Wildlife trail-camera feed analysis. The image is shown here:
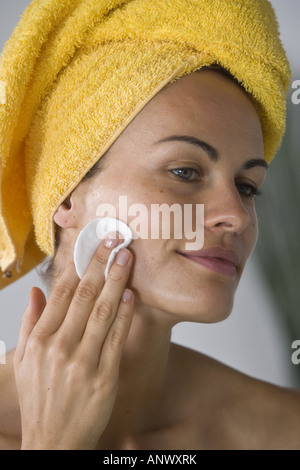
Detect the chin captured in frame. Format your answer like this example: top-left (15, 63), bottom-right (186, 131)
top-left (132, 274), bottom-right (237, 326)
top-left (169, 289), bottom-right (235, 324)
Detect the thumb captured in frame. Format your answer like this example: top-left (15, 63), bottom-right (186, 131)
top-left (14, 287), bottom-right (47, 363)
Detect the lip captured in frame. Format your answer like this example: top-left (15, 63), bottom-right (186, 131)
top-left (177, 247), bottom-right (240, 277)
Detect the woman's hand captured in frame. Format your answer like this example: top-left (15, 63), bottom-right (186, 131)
top-left (13, 235), bottom-right (134, 450)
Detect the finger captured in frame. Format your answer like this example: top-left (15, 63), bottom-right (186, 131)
top-left (79, 248), bottom-right (133, 368)
top-left (32, 263), bottom-right (80, 336)
top-left (58, 233), bottom-right (123, 345)
top-left (98, 288), bottom-right (134, 377)
top-left (14, 287), bottom-right (47, 363)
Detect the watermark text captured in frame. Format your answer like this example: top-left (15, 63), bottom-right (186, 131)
top-left (291, 80), bottom-right (300, 105)
top-left (291, 340), bottom-right (300, 365)
top-left (102, 453), bottom-right (197, 466)
top-left (96, 196), bottom-right (204, 251)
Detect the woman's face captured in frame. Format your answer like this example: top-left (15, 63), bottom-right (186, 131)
top-left (54, 70), bottom-right (266, 325)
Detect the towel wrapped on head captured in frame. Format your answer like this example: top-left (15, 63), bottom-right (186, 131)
top-left (0, 0), bottom-right (291, 289)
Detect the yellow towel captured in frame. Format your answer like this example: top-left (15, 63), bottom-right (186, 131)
top-left (0, 0), bottom-right (291, 289)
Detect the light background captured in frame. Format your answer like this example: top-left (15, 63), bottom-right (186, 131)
top-left (0, 0), bottom-right (299, 386)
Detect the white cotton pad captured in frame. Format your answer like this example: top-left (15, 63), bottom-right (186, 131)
top-left (74, 217), bottom-right (133, 280)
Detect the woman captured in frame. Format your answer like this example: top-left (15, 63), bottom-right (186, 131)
top-left (0, 0), bottom-right (299, 449)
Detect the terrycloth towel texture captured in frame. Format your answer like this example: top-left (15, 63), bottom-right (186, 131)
top-left (0, 0), bottom-right (291, 288)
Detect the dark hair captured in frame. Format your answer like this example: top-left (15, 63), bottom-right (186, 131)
top-left (199, 64), bottom-right (246, 91)
top-left (79, 147), bottom-right (110, 182)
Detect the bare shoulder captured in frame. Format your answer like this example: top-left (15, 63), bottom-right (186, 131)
top-left (170, 342), bottom-right (300, 449)
top-left (0, 349), bottom-right (21, 449)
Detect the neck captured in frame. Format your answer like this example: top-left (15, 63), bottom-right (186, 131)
top-left (98, 302), bottom-right (175, 449)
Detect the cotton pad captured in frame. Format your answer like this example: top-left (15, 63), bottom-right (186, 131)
top-left (74, 217), bottom-right (133, 280)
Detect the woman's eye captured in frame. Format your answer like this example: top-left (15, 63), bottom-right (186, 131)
top-left (170, 168), bottom-right (200, 181)
top-left (236, 182), bottom-right (263, 199)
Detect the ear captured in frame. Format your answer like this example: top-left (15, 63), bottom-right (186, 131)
top-left (53, 195), bottom-right (75, 228)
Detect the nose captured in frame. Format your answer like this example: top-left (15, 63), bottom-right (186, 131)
top-left (204, 182), bottom-right (252, 236)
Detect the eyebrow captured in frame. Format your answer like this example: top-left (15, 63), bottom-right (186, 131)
top-left (155, 135), bottom-right (268, 170)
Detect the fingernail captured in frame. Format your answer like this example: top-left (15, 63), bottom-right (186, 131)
top-left (104, 232), bottom-right (119, 248)
top-left (116, 248), bottom-right (130, 265)
top-left (122, 289), bottom-right (132, 303)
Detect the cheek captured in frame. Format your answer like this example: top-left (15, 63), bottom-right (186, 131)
top-left (246, 207), bottom-right (259, 256)
top-left (127, 238), bottom-right (181, 307)
top-left (127, 239), bottom-right (237, 324)
top-left (128, 238), bottom-right (169, 282)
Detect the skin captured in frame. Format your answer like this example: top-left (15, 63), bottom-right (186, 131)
top-left (1, 70), bottom-right (300, 449)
